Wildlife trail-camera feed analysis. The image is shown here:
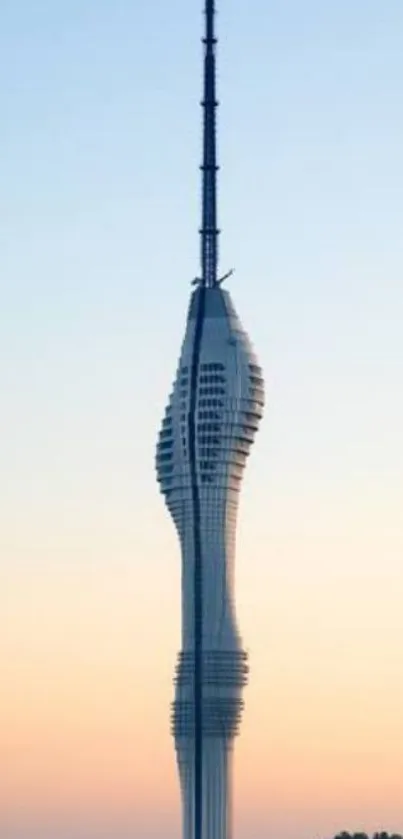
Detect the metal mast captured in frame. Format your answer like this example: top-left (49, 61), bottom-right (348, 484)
top-left (200, 0), bottom-right (219, 288)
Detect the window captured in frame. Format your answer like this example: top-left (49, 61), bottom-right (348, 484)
top-left (199, 386), bottom-right (225, 397)
top-left (199, 374), bottom-right (226, 385)
top-left (200, 363), bottom-right (225, 372)
top-left (158, 439), bottom-right (173, 451)
top-left (198, 398), bottom-right (223, 409)
top-left (199, 461), bottom-right (216, 471)
top-left (160, 427), bottom-right (173, 439)
top-left (198, 435), bottom-right (219, 446)
top-left (159, 463), bottom-right (174, 475)
top-left (158, 452), bottom-right (173, 463)
top-left (249, 364), bottom-right (261, 375)
top-left (198, 422), bottom-right (221, 433)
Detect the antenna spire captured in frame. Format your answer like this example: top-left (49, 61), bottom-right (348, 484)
top-left (200, 0), bottom-right (219, 288)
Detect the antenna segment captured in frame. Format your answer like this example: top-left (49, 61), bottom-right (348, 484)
top-left (200, 0), bottom-right (219, 288)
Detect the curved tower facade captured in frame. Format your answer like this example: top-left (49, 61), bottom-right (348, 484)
top-left (155, 4), bottom-right (264, 839)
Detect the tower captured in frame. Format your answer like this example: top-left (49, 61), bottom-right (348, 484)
top-left (155, 3), bottom-right (264, 839)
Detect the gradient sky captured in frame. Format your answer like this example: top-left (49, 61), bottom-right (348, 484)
top-left (1, 1), bottom-right (403, 838)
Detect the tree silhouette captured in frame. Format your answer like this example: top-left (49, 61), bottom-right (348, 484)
top-left (332, 833), bottom-right (402, 839)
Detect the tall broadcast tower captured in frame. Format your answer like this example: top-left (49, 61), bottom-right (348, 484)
top-left (155, 3), bottom-right (265, 839)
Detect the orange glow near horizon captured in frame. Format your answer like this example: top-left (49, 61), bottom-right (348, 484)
top-left (2, 516), bottom-right (403, 838)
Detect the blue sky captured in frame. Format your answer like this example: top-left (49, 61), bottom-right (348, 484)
top-left (1, 2), bottom-right (403, 838)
